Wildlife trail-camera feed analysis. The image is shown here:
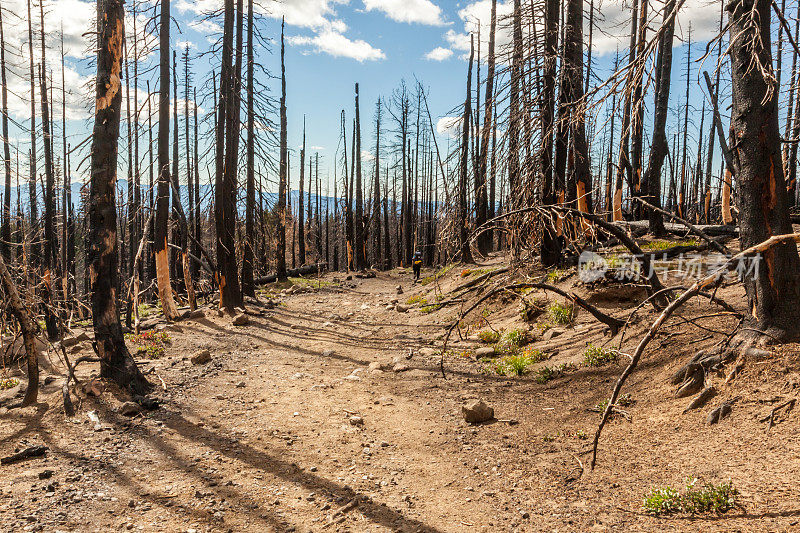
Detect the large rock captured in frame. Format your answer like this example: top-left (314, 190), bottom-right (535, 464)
top-left (461, 399), bottom-right (494, 424)
top-left (119, 402), bottom-right (141, 417)
top-left (475, 347), bottom-right (495, 358)
top-left (232, 313), bottom-right (250, 326)
top-left (395, 304), bottom-right (409, 313)
top-left (191, 349), bottom-right (212, 365)
top-left (542, 328), bottom-right (565, 341)
top-left (190, 309), bottom-right (205, 319)
top-left (396, 285), bottom-right (404, 295)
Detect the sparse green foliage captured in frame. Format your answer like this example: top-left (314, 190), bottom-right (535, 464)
top-left (290, 276), bottom-right (334, 288)
top-left (643, 479), bottom-right (738, 516)
top-left (643, 487), bottom-right (683, 516)
top-left (126, 331), bottom-right (172, 359)
top-left (582, 344), bottom-right (618, 367)
top-left (406, 294), bottom-right (428, 306)
top-left (547, 302), bottom-right (574, 325)
top-left (533, 362), bottom-right (576, 384)
top-left (478, 329), bottom-right (501, 344)
top-left (545, 268), bottom-right (570, 283)
top-left (494, 328), bottom-right (530, 353)
top-left (0, 378), bottom-right (20, 390)
top-left (641, 238), bottom-right (699, 252)
top-left (519, 297), bottom-right (548, 322)
top-left (490, 348), bottom-right (547, 376)
top-left (420, 263), bottom-right (455, 286)
top-left (420, 304), bottom-right (442, 314)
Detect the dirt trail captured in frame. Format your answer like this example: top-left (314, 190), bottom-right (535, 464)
top-left (2, 263), bottom-right (800, 532)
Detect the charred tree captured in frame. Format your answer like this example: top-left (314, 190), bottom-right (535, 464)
top-left (241, 0), bottom-right (257, 295)
top-left (88, 0), bottom-right (149, 394)
top-left (640, 0), bottom-right (677, 236)
top-left (354, 83), bottom-right (365, 270)
top-left (458, 36), bottom-right (475, 264)
top-left (727, 0), bottom-right (800, 344)
top-left (276, 18), bottom-right (288, 282)
top-left (155, 0), bottom-right (180, 320)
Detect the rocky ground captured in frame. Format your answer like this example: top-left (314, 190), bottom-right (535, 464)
top-left (2, 255), bottom-right (800, 532)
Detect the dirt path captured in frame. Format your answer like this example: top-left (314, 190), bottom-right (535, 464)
top-left (2, 266), bottom-right (800, 532)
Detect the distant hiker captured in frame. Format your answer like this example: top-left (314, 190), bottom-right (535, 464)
top-left (412, 251), bottom-right (423, 281)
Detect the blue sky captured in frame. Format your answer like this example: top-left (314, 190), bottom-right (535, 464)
top-left (0, 0), bottom-right (741, 201)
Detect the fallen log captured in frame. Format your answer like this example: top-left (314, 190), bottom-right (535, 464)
top-left (1, 445), bottom-right (47, 465)
top-left (253, 263), bottom-right (326, 285)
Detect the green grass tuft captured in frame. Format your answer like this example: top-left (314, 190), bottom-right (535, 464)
top-left (406, 294), bottom-right (428, 306)
top-left (548, 302), bottom-right (574, 325)
top-left (478, 329), bottom-right (501, 344)
top-left (490, 348), bottom-right (548, 376)
top-left (582, 344), bottom-right (618, 367)
top-left (0, 377), bottom-right (20, 390)
top-left (643, 479), bottom-right (738, 516)
top-left (126, 331), bottom-right (171, 359)
top-left (420, 263), bottom-right (455, 286)
top-left (641, 238), bottom-right (699, 251)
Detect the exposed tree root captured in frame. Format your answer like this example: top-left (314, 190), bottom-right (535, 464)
top-left (591, 233), bottom-right (800, 469)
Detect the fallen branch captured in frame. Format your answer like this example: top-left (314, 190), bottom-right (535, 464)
top-left (1, 445), bottom-right (47, 465)
top-left (545, 206), bottom-right (669, 308)
top-left (441, 282), bottom-right (626, 377)
top-left (631, 196), bottom-right (731, 255)
top-left (760, 398), bottom-right (796, 431)
top-left (591, 233), bottom-right (800, 469)
top-left (253, 263), bottom-right (325, 285)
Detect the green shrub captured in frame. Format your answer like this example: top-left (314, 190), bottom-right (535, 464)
top-left (533, 362), bottom-right (576, 384)
top-left (546, 269), bottom-right (570, 283)
top-left (478, 329), bottom-right (501, 344)
top-left (494, 328), bottom-right (531, 353)
top-left (0, 378), bottom-right (20, 390)
top-left (491, 348), bottom-right (547, 376)
top-left (406, 294), bottom-right (428, 306)
top-left (582, 344), bottom-right (618, 367)
top-left (548, 302), bottom-right (574, 325)
top-left (126, 331), bottom-right (171, 359)
top-left (643, 479), bottom-right (737, 516)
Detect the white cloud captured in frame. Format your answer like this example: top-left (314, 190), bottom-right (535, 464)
top-left (363, 0), bottom-right (445, 26)
top-left (436, 116), bottom-right (461, 138)
top-left (271, 0), bottom-right (350, 30)
top-left (288, 29), bottom-right (385, 61)
top-left (425, 46), bottom-right (453, 61)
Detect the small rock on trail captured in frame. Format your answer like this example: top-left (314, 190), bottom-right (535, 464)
top-left (232, 313), bottom-right (250, 326)
top-left (462, 399), bottom-right (494, 424)
top-left (191, 349), bottom-right (212, 365)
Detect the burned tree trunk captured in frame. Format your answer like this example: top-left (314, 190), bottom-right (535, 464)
top-left (299, 118), bottom-right (306, 265)
top-left (241, 1), bottom-right (257, 295)
top-left (354, 83), bottom-right (365, 270)
top-left (458, 36), bottom-right (475, 264)
top-left (275, 18), bottom-right (288, 282)
top-left (373, 98), bottom-right (382, 268)
top-left (26, 0), bottom-right (38, 266)
top-left (88, 0), bottom-right (149, 394)
top-left (640, 0), bottom-right (676, 236)
top-left (538, 0), bottom-right (560, 265)
top-left (215, 0), bottom-right (243, 311)
top-left (39, 0), bottom-right (59, 340)
top-left (727, 0), bottom-right (800, 344)
top-left (0, 7), bottom-right (10, 264)
top-left (155, 0), bottom-right (180, 320)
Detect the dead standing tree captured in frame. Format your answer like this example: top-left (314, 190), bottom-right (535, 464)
top-left (88, 0), bottom-right (149, 394)
top-left (155, 0), bottom-right (180, 320)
